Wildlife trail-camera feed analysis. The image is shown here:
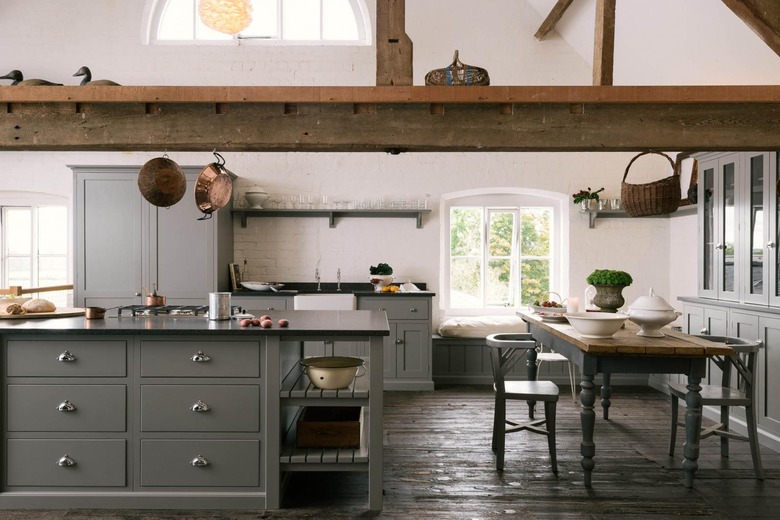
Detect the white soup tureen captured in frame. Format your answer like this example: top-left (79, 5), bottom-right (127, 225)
top-left (626, 288), bottom-right (681, 337)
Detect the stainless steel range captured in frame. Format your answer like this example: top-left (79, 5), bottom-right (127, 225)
top-left (116, 305), bottom-right (242, 317)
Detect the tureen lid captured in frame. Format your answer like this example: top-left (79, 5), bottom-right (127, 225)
top-left (245, 185), bottom-right (267, 194)
top-left (629, 288), bottom-right (675, 311)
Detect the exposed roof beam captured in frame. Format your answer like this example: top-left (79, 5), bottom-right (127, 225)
top-left (376, 0), bottom-right (413, 86)
top-left (535, 0), bottom-right (575, 40)
top-left (722, 0), bottom-right (780, 58)
top-left (2, 86), bottom-right (780, 152)
top-left (593, 0), bottom-right (616, 86)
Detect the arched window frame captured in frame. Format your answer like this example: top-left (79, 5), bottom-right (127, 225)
top-left (440, 188), bottom-right (570, 317)
top-left (142, 0), bottom-right (372, 46)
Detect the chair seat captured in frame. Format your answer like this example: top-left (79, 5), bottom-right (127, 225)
top-left (668, 382), bottom-right (750, 406)
top-left (536, 352), bottom-right (568, 363)
top-left (497, 380), bottom-right (559, 401)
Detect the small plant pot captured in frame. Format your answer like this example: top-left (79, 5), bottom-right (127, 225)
top-left (592, 284), bottom-right (626, 313)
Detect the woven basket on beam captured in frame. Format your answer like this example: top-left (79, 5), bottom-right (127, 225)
top-left (621, 151), bottom-right (681, 217)
top-left (424, 50), bottom-right (490, 86)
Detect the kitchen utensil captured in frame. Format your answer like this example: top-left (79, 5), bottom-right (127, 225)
top-left (241, 281), bottom-right (284, 292)
top-left (145, 283), bottom-right (166, 306)
top-left (299, 356), bottom-right (366, 390)
top-left (245, 186), bottom-right (269, 209)
top-left (626, 288), bottom-right (682, 337)
top-left (84, 305), bottom-right (122, 319)
top-left (208, 292), bottom-right (232, 320)
top-left (137, 156), bottom-right (186, 207)
top-left (565, 312), bottom-right (628, 339)
top-left (195, 151), bottom-right (234, 220)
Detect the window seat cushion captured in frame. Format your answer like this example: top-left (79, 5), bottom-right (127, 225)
top-left (437, 315), bottom-right (525, 338)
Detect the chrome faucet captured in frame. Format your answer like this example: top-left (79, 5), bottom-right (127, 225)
top-left (337, 268), bottom-right (342, 291)
top-left (315, 268), bottom-right (321, 291)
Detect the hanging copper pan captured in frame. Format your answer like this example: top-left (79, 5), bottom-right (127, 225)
top-left (137, 156), bottom-right (186, 207)
top-left (195, 152), bottom-right (234, 220)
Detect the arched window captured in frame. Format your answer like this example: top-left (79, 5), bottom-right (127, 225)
top-left (441, 188), bottom-right (569, 315)
top-left (144, 0), bottom-right (371, 45)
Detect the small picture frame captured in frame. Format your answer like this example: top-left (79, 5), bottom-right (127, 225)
top-left (229, 263), bottom-right (242, 292)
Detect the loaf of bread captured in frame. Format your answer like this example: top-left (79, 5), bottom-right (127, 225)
top-left (0, 302), bottom-right (26, 315)
top-left (21, 298), bottom-right (56, 313)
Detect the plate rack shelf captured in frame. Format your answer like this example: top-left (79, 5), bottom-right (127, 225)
top-left (233, 208), bottom-right (431, 228)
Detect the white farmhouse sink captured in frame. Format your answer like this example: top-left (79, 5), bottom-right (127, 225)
top-left (293, 293), bottom-right (356, 310)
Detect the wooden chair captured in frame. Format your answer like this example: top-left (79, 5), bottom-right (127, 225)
top-left (536, 343), bottom-right (577, 401)
top-left (486, 333), bottom-right (559, 473)
top-left (668, 335), bottom-right (763, 480)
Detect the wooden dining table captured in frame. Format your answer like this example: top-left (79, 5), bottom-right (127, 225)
top-left (518, 311), bottom-right (732, 488)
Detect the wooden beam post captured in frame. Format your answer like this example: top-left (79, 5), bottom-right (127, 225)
top-left (535, 0), bottom-right (575, 40)
top-left (722, 0), bottom-right (780, 58)
top-left (376, 0), bottom-right (413, 86)
top-left (593, 0), bottom-right (616, 86)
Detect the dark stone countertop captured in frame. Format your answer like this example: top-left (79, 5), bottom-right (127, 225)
top-left (0, 310), bottom-right (390, 337)
top-left (232, 282), bottom-right (432, 296)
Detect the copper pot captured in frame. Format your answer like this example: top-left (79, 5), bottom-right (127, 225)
top-left (84, 306), bottom-right (106, 319)
top-left (195, 152), bottom-right (234, 220)
top-left (137, 156), bottom-right (186, 207)
top-left (146, 295), bottom-right (166, 306)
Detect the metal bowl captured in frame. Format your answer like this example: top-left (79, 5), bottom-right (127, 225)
top-left (299, 356), bottom-right (366, 389)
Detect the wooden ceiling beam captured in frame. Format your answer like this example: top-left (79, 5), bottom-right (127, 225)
top-left (3, 86), bottom-right (780, 152)
top-left (376, 0), bottom-right (413, 86)
top-left (722, 0), bottom-right (780, 58)
top-left (593, 0), bottom-right (616, 86)
top-left (535, 0), bottom-right (575, 40)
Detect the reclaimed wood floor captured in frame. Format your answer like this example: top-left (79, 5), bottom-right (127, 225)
top-left (2, 385), bottom-right (779, 519)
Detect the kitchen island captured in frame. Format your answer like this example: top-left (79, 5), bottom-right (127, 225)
top-left (0, 310), bottom-right (389, 511)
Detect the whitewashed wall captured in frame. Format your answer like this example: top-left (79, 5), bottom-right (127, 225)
top-left (2, 0), bottom-right (778, 325)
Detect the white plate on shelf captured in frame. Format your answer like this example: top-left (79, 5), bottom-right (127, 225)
top-left (536, 312), bottom-right (568, 323)
top-left (240, 282), bottom-right (284, 292)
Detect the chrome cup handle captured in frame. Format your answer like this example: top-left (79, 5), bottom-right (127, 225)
top-left (190, 455), bottom-right (210, 467)
top-left (57, 351), bottom-right (77, 362)
top-left (57, 454), bottom-right (77, 467)
top-left (56, 400), bottom-right (76, 412)
top-left (190, 400), bottom-right (211, 412)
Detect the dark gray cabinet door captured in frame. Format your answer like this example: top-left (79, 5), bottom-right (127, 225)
top-left (757, 315), bottom-right (780, 439)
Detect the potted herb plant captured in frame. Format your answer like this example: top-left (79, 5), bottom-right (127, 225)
top-left (369, 263), bottom-right (394, 292)
top-left (572, 187), bottom-right (605, 211)
top-left (586, 269), bottom-right (633, 312)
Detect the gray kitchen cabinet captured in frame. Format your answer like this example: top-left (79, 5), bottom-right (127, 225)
top-left (756, 315), bottom-right (780, 441)
top-left (232, 295), bottom-right (292, 312)
top-left (696, 151), bottom-right (778, 304)
top-left (357, 295), bottom-right (433, 390)
top-left (72, 166), bottom-right (233, 309)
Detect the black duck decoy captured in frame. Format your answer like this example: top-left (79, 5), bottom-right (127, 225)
top-left (73, 66), bottom-right (120, 86)
top-left (0, 69), bottom-right (62, 86)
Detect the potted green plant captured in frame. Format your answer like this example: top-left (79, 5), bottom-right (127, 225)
top-left (586, 269), bottom-right (633, 312)
top-left (572, 187), bottom-right (605, 211)
top-left (369, 263), bottom-right (394, 292)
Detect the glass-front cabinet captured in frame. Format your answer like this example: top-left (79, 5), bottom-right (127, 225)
top-left (697, 151), bottom-right (778, 305)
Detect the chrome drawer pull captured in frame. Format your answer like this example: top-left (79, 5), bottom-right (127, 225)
top-left (395, 338), bottom-right (403, 345)
top-left (190, 400), bottom-right (210, 412)
top-left (700, 328), bottom-right (708, 334)
top-left (378, 308), bottom-right (386, 311)
top-left (190, 455), bottom-right (210, 467)
top-left (191, 351), bottom-right (211, 362)
top-left (57, 350), bottom-right (76, 362)
top-left (57, 454), bottom-right (77, 467)
top-left (56, 400), bottom-right (76, 412)
top-left (409, 308), bottom-right (417, 312)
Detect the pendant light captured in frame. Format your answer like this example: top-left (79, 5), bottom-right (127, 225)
top-left (198, 0), bottom-right (252, 35)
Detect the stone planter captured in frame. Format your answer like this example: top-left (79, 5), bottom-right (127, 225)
top-left (592, 284), bottom-right (627, 313)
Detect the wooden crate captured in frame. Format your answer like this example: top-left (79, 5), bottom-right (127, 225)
top-left (296, 406), bottom-right (361, 449)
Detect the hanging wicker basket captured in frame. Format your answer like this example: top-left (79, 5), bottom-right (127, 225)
top-left (424, 50), bottom-right (490, 86)
top-left (621, 151), bottom-right (681, 217)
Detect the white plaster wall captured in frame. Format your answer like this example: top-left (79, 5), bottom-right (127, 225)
top-left (1, 0), bottom-right (777, 325)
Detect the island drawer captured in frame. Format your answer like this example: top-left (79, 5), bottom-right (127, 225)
top-left (6, 439), bottom-right (126, 487)
top-left (358, 298), bottom-right (431, 320)
top-left (6, 384), bottom-right (126, 432)
top-left (141, 384), bottom-right (260, 432)
top-left (6, 339), bottom-right (127, 377)
top-left (232, 295), bottom-right (290, 311)
top-left (140, 341), bottom-right (260, 377)
top-left (140, 439), bottom-right (260, 487)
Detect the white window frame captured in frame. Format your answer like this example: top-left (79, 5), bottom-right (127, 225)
top-left (440, 188), bottom-right (569, 317)
top-left (142, 0), bottom-right (372, 46)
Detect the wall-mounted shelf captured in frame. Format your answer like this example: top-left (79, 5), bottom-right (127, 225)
top-left (582, 204), bottom-right (697, 228)
top-left (233, 208), bottom-right (432, 228)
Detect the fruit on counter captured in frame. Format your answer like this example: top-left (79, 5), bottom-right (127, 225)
top-left (251, 318), bottom-right (261, 326)
top-left (533, 300), bottom-right (564, 308)
top-left (240, 318), bottom-right (252, 327)
top-left (260, 319), bottom-right (273, 328)
top-left (278, 319), bottom-right (289, 327)
top-left (260, 315), bottom-right (271, 321)
top-left (381, 285), bottom-right (400, 293)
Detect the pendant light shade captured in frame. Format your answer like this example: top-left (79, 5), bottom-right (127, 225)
top-left (198, 0), bottom-right (252, 35)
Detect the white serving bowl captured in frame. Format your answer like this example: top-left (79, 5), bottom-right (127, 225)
top-left (565, 312), bottom-right (628, 339)
top-left (299, 356), bottom-right (367, 389)
top-left (626, 288), bottom-right (681, 337)
top-left (240, 281), bottom-right (284, 292)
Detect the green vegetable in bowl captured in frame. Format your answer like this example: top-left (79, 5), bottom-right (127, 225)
top-left (586, 269), bottom-right (633, 286)
top-left (369, 263), bottom-right (393, 275)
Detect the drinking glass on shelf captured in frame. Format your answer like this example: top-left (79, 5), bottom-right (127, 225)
top-left (611, 198), bottom-right (621, 210)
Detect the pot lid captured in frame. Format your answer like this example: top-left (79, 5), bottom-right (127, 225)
top-left (629, 288), bottom-right (675, 311)
top-left (245, 185), bottom-right (267, 194)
